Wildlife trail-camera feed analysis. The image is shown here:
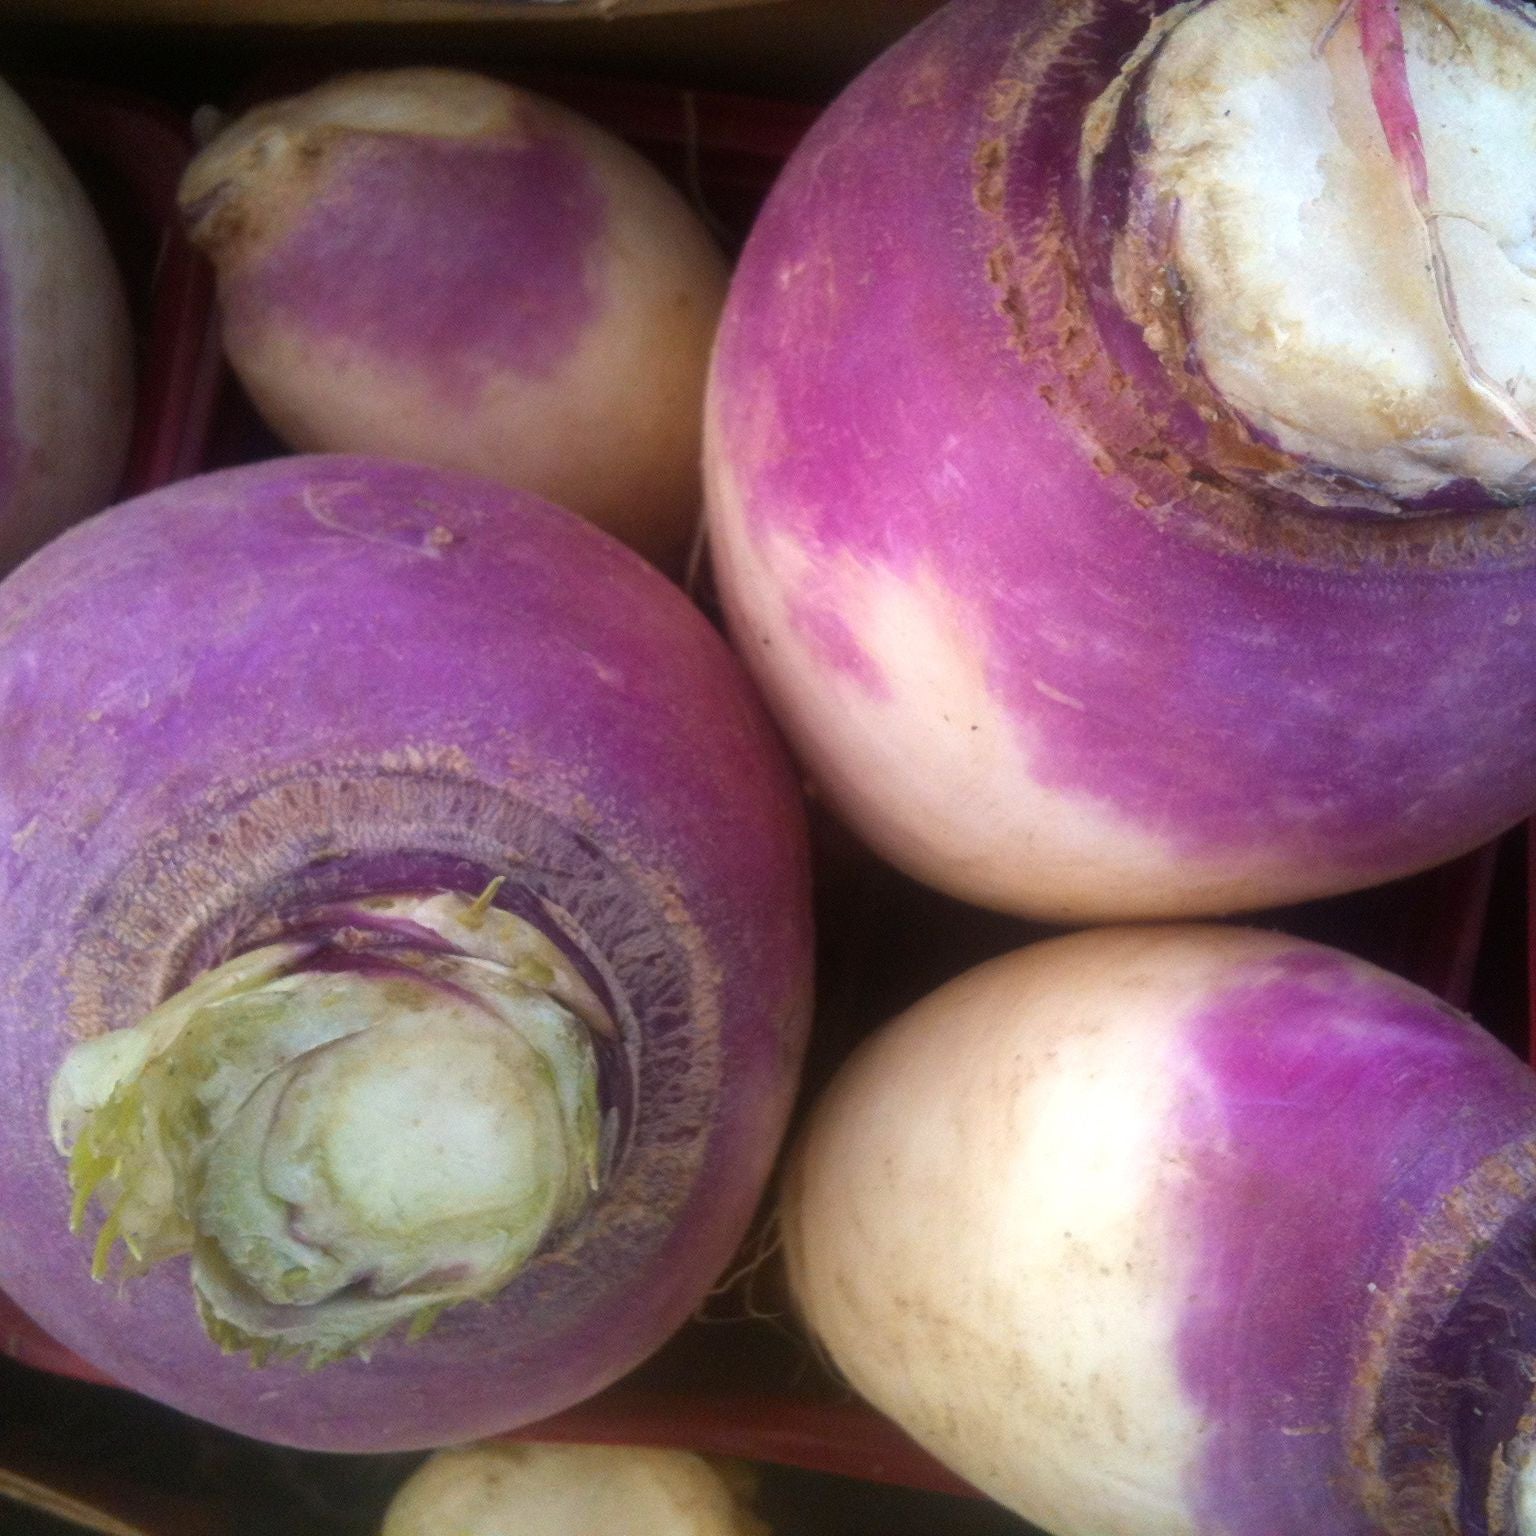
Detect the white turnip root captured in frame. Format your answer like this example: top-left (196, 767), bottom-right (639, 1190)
top-left (381, 1444), bottom-right (768, 1536)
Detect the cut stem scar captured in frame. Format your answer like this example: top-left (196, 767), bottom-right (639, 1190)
top-left (48, 890), bottom-right (609, 1367)
top-left (1321, 0), bottom-right (1536, 452)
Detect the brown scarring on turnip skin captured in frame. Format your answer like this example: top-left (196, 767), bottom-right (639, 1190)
top-left (0, 456), bottom-right (812, 1452)
top-left (706, 0), bottom-right (1536, 922)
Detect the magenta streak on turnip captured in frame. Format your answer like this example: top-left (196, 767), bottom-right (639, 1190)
top-left (0, 456), bottom-right (812, 1451)
top-left (705, 0), bottom-right (1536, 922)
top-left (1347, 0), bottom-right (1536, 453)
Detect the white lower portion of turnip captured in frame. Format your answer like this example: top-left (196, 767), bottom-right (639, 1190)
top-left (708, 454), bottom-right (1369, 922)
top-left (783, 929), bottom-right (1224, 1534)
top-left (381, 1443), bottom-right (769, 1536)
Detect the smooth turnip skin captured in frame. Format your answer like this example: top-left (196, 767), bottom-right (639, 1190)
top-left (0, 76), bottom-right (133, 572)
top-left (181, 71), bottom-right (729, 566)
top-left (705, 0), bottom-right (1536, 922)
top-left (381, 1443), bottom-right (768, 1536)
top-left (0, 455), bottom-right (812, 1451)
top-left (782, 926), bottom-right (1536, 1536)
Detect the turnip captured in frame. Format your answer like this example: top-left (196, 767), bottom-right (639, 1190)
top-left (0, 455), bottom-right (812, 1452)
top-left (180, 70), bottom-right (729, 567)
top-left (380, 1443), bottom-right (768, 1536)
top-left (706, 0), bottom-right (1536, 922)
top-left (783, 924), bottom-right (1536, 1536)
top-left (0, 75), bottom-right (134, 572)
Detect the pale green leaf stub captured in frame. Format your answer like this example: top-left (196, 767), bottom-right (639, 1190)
top-left (49, 942), bottom-right (312, 1152)
top-left (49, 892), bottom-right (610, 1367)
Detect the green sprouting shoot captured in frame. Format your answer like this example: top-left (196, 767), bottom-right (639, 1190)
top-left (90, 1206), bottom-right (123, 1283)
top-left (461, 876), bottom-right (507, 929)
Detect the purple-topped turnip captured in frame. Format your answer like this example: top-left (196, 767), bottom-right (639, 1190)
top-left (181, 70), bottom-right (729, 567)
top-left (784, 925), bottom-right (1536, 1536)
top-left (706, 0), bottom-right (1536, 921)
top-left (0, 455), bottom-right (812, 1451)
top-left (0, 75), bottom-right (133, 572)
